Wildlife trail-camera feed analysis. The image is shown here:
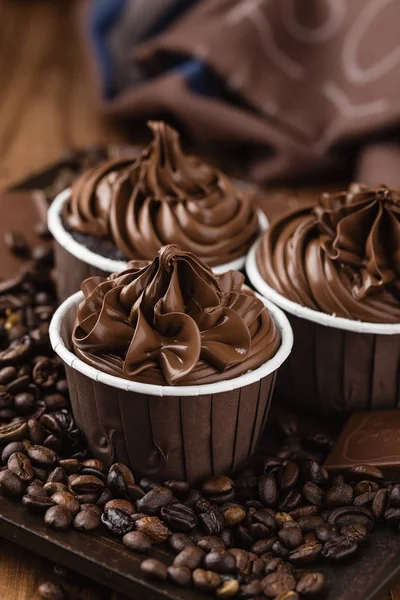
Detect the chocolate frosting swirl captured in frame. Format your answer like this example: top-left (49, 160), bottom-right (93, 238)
top-left (257, 184), bottom-right (400, 323)
top-left (72, 245), bottom-right (280, 385)
top-left (64, 121), bottom-right (259, 266)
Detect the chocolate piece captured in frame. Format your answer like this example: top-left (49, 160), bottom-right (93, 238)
top-left (64, 121), bottom-right (260, 267)
top-left (325, 411), bottom-right (400, 480)
top-left (72, 244), bottom-right (280, 385)
top-left (0, 191), bottom-right (51, 280)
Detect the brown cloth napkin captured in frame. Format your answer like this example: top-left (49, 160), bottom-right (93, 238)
top-left (104, 0), bottom-right (400, 184)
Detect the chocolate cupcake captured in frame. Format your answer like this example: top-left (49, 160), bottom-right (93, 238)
top-left (48, 121), bottom-right (266, 301)
top-left (247, 183), bottom-right (400, 415)
top-left (50, 245), bottom-right (292, 483)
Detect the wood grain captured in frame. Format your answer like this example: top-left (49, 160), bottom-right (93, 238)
top-left (0, 1), bottom-right (397, 599)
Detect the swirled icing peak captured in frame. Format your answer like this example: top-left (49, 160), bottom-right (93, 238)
top-left (257, 184), bottom-right (400, 323)
top-left (72, 245), bottom-right (280, 385)
top-left (64, 121), bottom-right (260, 266)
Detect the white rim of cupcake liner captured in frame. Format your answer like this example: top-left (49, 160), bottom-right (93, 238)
top-left (246, 239), bottom-right (400, 336)
top-left (48, 188), bottom-right (269, 276)
top-left (49, 291), bottom-right (293, 398)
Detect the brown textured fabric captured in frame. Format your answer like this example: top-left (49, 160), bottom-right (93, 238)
top-left (104, 0), bottom-right (400, 183)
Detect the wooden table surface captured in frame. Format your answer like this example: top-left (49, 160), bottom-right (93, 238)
top-left (0, 1), bottom-right (399, 598)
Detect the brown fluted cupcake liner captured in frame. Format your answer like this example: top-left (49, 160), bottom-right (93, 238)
top-left (48, 189), bottom-right (269, 302)
top-left (49, 292), bottom-right (293, 484)
top-left (246, 241), bottom-right (400, 416)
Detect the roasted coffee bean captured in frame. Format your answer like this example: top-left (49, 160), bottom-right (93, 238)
top-left (288, 541), bottom-right (322, 565)
top-left (69, 475), bottom-right (105, 494)
top-left (186, 489), bottom-right (202, 507)
top-left (101, 508), bottom-right (134, 536)
top-left (37, 581), bottom-right (66, 600)
top-left (322, 536), bottom-right (359, 561)
top-left (278, 490), bottom-right (302, 512)
top-left (279, 462), bottom-right (299, 491)
top-left (174, 546), bottom-right (205, 569)
top-left (96, 487), bottom-right (113, 507)
top-left (0, 387), bottom-right (13, 409)
top-left (301, 460), bottom-right (329, 487)
top-left (263, 556), bottom-right (285, 575)
top-left (354, 491), bottom-right (376, 506)
top-left (240, 580), bottom-right (263, 597)
top-left (347, 464), bottom-right (384, 482)
top-left (123, 531), bottom-right (152, 553)
top-left (325, 483), bottom-right (354, 508)
top-left (14, 392), bottom-right (35, 414)
top-left (33, 467), bottom-right (50, 482)
top-left (51, 491), bottom-right (80, 516)
top-left (271, 539), bottom-right (290, 558)
top-left (44, 482), bottom-right (67, 495)
top-left (1, 441), bottom-right (25, 464)
top-left (22, 493), bottom-right (55, 513)
top-left (73, 510), bottom-right (101, 532)
top-left (79, 504), bottom-right (102, 516)
top-left (164, 480), bottom-right (190, 498)
top-left (275, 512), bottom-right (293, 529)
top-left (0, 468), bottom-right (25, 496)
top-left (262, 572), bottom-right (296, 597)
top-left (202, 476), bottom-right (233, 496)
top-left (251, 538), bottom-right (276, 555)
top-left (197, 535), bottom-right (225, 551)
top-left (27, 445), bottom-right (57, 467)
top-left (235, 525), bottom-right (255, 549)
top-left (328, 506), bottom-right (374, 532)
top-left (26, 480), bottom-right (46, 496)
top-left (135, 486), bottom-right (173, 516)
top-left (389, 484), bottom-right (400, 506)
top-left (220, 528), bottom-right (235, 549)
top-left (104, 499), bottom-right (135, 516)
top-left (354, 481), bottom-right (379, 496)
top-left (222, 504), bottom-right (246, 526)
top-left (192, 568), bottom-right (221, 592)
top-left (43, 435), bottom-right (62, 453)
top-left (303, 531), bottom-right (318, 545)
top-left (278, 525), bottom-right (302, 549)
top-left (136, 516), bottom-right (170, 544)
top-left (126, 483), bottom-right (145, 501)
top-left (258, 474), bottom-right (278, 507)
top-left (7, 452), bottom-right (33, 482)
top-left (168, 533), bottom-right (195, 553)
top-left (140, 558), bottom-right (168, 581)
top-left (315, 523), bottom-right (338, 543)
top-left (107, 462), bottom-right (135, 497)
top-left (384, 507), bottom-right (400, 524)
top-left (43, 394), bottom-right (68, 411)
top-left (204, 548), bottom-right (236, 574)
top-left (341, 523), bottom-right (367, 543)
top-left (275, 592), bottom-right (299, 600)
top-left (296, 572), bottom-right (325, 595)
top-left (0, 366), bottom-right (17, 384)
top-left (27, 419), bottom-right (45, 445)
top-left (248, 521), bottom-right (271, 540)
top-left (289, 505), bottom-right (318, 520)
top-left (253, 508), bottom-right (276, 530)
top-left (0, 336), bottom-right (31, 366)
top-left (0, 421), bottom-right (28, 443)
top-left (167, 566), bottom-right (192, 587)
top-left (44, 505), bottom-right (73, 530)
top-left (216, 579), bottom-right (240, 598)
top-left (372, 489), bottom-right (389, 521)
top-left (139, 477), bottom-right (159, 493)
top-left (160, 503), bottom-right (197, 531)
top-left (296, 516), bottom-right (324, 532)
top-left (32, 358), bottom-right (58, 388)
top-left (58, 459), bottom-right (81, 474)
top-left (6, 376), bottom-right (30, 395)
top-left (199, 507), bottom-right (224, 536)
top-left (208, 490), bottom-right (236, 505)
top-left (47, 467), bottom-right (66, 484)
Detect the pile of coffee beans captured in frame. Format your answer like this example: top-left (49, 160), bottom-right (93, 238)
top-left (0, 217), bottom-right (398, 600)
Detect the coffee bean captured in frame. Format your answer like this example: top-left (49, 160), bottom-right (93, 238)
top-left (354, 481), bottom-right (379, 496)
top-left (278, 490), bottom-right (302, 512)
top-left (44, 394), bottom-right (68, 411)
top-left (240, 580), bottom-right (263, 597)
top-left (315, 523), bottom-right (338, 543)
top-left (101, 508), bottom-right (134, 536)
top-left (140, 558), bottom-right (168, 581)
top-left (278, 525), bottom-right (302, 549)
top-left (322, 536), bottom-right (358, 561)
top-left (104, 499), bottom-right (135, 516)
top-left (341, 523), bottom-right (367, 543)
top-left (328, 506), bottom-right (374, 532)
top-left (32, 358), bottom-right (58, 388)
top-left (262, 572), bottom-right (296, 597)
top-left (47, 467), bottom-right (66, 484)
top-left (14, 392), bottom-right (35, 414)
top-left (279, 462), bottom-right (299, 491)
top-left (80, 504), bottom-right (102, 516)
top-left (216, 579), bottom-right (240, 598)
top-left (122, 531), bottom-right (152, 553)
top-left (174, 546), bottom-right (205, 569)
top-left (325, 483), bottom-right (354, 508)
top-left (389, 484), bottom-right (400, 506)
top-left (208, 490), bottom-right (236, 505)
top-left (1, 442), bottom-right (25, 464)
top-left (204, 548), bottom-right (236, 574)
top-left (271, 539), bottom-right (290, 558)
top-left (139, 477), bottom-right (159, 493)
top-left (0, 421), bottom-right (28, 443)
top-left (73, 510), bottom-right (101, 532)
top-left (37, 581), bottom-right (66, 600)
top-left (167, 566), bottom-right (192, 587)
top-left (192, 568), bottom-right (221, 592)
top-left (7, 452), bottom-right (33, 482)
top-left (22, 493), bottom-right (55, 513)
top-left (198, 535), bottom-right (225, 551)
top-left (288, 541), bottom-right (321, 565)
top-left (253, 508), bottom-right (276, 530)
top-left (160, 502), bottom-right (197, 532)
top-left (223, 505), bottom-right (246, 526)
top-left (199, 506), bottom-right (224, 536)
top-left (347, 465), bottom-right (384, 483)
top-left (301, 461), bottom-right (329, 487)
top-left (164, 480), bottom-right (190, 498)
top-left (96, 487), bottom-right (113, 507)
top-left (384, 507), bottom-right (400, 524)
top-left (27, 445), bottom-right (57, 466)
top-left (296, 516), bottom-right (324, 532)
top-left (44, 505), bottom-right (73, 530)
top-left (58, 459), bottom-right (81, 474)
top-left (202, 476), bottom-right (233, 497)
top-left (27, 419), bottom-right (45, 445)
top-left (44, 482), bottom-right (67, 495)
top-left (0, 468), bottom-right (26, 496)
top-left (136, 516), bottom-right (170, 544)
top-left (51, 491), bottom-right (80, 516)
top-left (248, 522), bottom-right (271, 540)
top-left (235, 525), bottom-right (255, 549)
top-left (0, 366), bottom-right (17, 384)
top-left (289, 505), bottom-right (318, 520)
top-left (296, 572), bottom-right (325, 595)
top-left (275, 512), bottom-right (293, 529)
top-left (107, 463), bottom-right (135, 497)
top-left (168, 533), bottom-right (194, 553)
top-left (251, 538), bottom-right (276, 555)
top-left (258, 474), bottom-right (278, 507)
top-left (69, 475), bottom-right (105, 494)
top-left (275, 592), bottom-right (299, 600)
top-left (353, 491), bottom-right (376, 506)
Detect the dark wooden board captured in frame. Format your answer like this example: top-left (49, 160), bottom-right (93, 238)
top-left (1, 162), bottom-right (400, 600)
